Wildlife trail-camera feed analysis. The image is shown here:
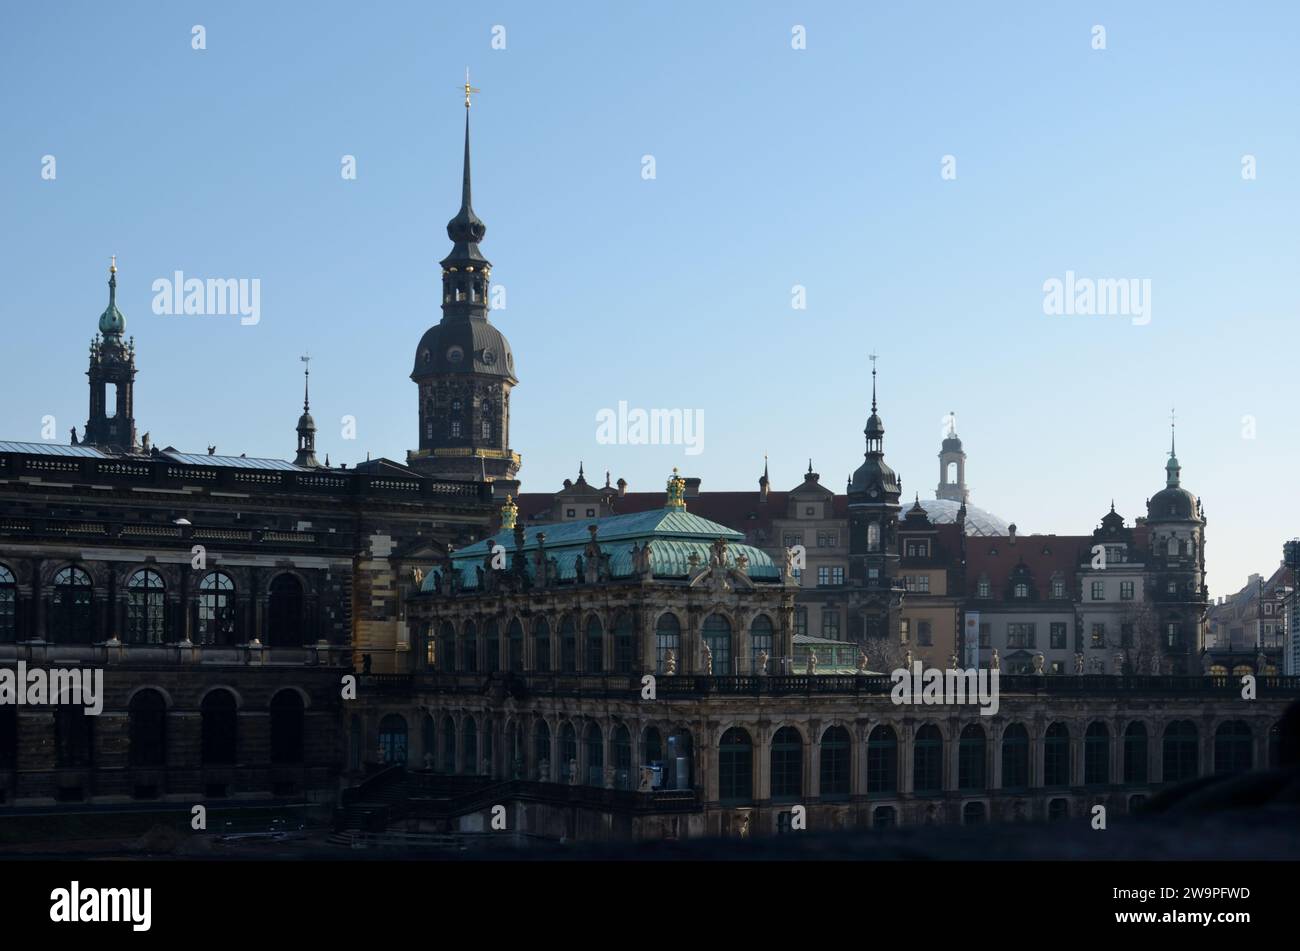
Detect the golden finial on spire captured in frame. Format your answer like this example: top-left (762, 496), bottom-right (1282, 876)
top-left (462, 67), bottom-right (480, 109)
top-left (110, 254), bottom-right (117, 274)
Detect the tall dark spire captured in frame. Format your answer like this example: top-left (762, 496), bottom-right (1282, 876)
top-left (295, 354), bottom-right (319, 468)
top-left (1165, 408), bottom-right (1181, 488)
top-left (864, 352), bottom-right (884, 453)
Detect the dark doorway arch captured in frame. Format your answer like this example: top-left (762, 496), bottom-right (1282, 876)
top-left (129, 689), bottom-right (167, 767)
top-left (267, 574), bottom-right (304, 647)
top-left (201, 690), bottom-right (238, 765)
top-left (270, 690), bottom-right (305, 764)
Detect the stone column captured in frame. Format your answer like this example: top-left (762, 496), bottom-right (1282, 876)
top-left (990, 723), bottom-right (1004, 791)
top-left (854, 721), bottom-right (870, 798)
top-left (899, 722), bottom-right (915, 796)
top-left (807, 724), bottom-right (820, 801)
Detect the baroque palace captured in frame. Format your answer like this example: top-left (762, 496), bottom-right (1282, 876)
top-left (2, 91), bottom-right (1296, 843)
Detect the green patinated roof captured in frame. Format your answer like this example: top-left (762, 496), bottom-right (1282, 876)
top-left (424, 506), bottom-right (781, 592)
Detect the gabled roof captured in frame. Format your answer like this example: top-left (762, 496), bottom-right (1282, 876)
top-left (965, 535), bottom-right (1089, 596)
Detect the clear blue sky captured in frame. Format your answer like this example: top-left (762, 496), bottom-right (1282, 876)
top-left (2, 1), bottom-right (1297, 596)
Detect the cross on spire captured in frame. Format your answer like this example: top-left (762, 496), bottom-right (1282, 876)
top-left (1170, 406), bottom-right (1176, 455)
top-left (463, 67), bottom-right (480, 109)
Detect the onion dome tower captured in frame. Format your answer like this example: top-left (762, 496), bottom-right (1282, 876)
top-left (84, 257), bottom-right (139, 451)
top-left (1145, 411), bottom-right (1208, 674)
top-left (846, 355), bottom-right (903, 644)
top-left (294, 355), bottom-right (319, 468)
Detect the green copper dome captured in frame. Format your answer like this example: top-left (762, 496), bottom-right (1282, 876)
top-left (99, 261), bottom-right (125, 336)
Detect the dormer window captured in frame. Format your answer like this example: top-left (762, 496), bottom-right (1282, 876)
top-left (1014, 583), bottom-right (1028, 599)
top-left (1050, 577), bottom-right (1065, 599)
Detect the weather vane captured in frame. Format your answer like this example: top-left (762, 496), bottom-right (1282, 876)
top-left (462, 67), bottom-right (480, 109)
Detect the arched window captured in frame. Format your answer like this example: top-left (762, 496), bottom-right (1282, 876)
top-left (534, 720), bottom-right (551, 779)
top-left (1044, 722), bottom-right (1070, 787)
top-left (507, 619), bottom-right (524, 672)
top-left (820, 725), bottom-right (851, 799)
top-left (643, 726), bottom-right (663, 767)
top-left (771, 727), bottom-right (803, 802)
top-left (913, 724), bottom-right (943, 794)
top-left (958, 724), bottom-right (986, 791)
top-left (270, 690), bottom-right (305, 764)
top-left (872, 805), bottom-right (897, 828)
top-left (655, 613), bottom-right (681, 674)
top-left (533, 618), bottom-right (551, 673)
top-left (666, 729), bottom-right (693, 790)
top-left (1085, 722), bottom-right (1110, 785)
top-left (55, 706), bottom-right (94, 767)
top-left (482, 718), bottom-right (495, 777)
top-left (1214, 721), bottom-right (1253, 774)
top-left (585, 722), bottom-right (604, 786)
top-left (612, 725), bottom-right (632, 790)
top-left (750, 615), bottom-right (774, 673)
top-left (462, 717), bottom-right (478, 774)
top-left (719, 727), bottom-right (753, 805)
top-left (128, 689), bottom-right (167, 767)
top-left (1124, 722), bottom-right (1148, 783)
top-left (125, 569), bottom-right (166, 644)
top-left (559, 722), bottom-right (577, 780)
top-left (867, 522), bottom-right (881, 552)
top-left (443, 717), bottom-right (456, 772)
top-left (962, 801), bottom-right (987, 825)
top-left (584, 616), bottom-right (603, 673)
top-left (50, 566), bottom-right (93, 644)
top-left (1048, 798), bottom-right (1070, 821)
top-left (483, 620), bottom-right (501, 674)
top-left (0, 564), bottom-right (17, 643)
top-left (867, 725), bottom-right (898, 795)
top-left (560, 617), bottom-right (576, 673)
top-left (267, 574), bottom-right (304, 648)
top-left (612, 611), bottom-right (637, 674)
top-left (1163, 720), bottom-right (1198, 784)
top-left (702, 614), bottom-right (732, 675)
top-left (197, 572), bottom-right (235, 646)
top-left (201, 690), bottom-right (238, 765)
top-left (379, 714), bottom-right (407, 766)
top-left (1001, 724), bottom-right (1029, 790)
top-left (464, 620), bottom-right (478, 673)
top-left (439, 622), bottom-right (456, 672)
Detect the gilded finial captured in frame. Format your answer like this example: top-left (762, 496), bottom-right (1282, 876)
top-left (109, 254), bottom-right (117, 274)
top-left (463, 67), bottom-right (480, 109)
top-left (665, 467), bottom-right (687, 511)
top-left (500, 494), bottom-right (518, 530)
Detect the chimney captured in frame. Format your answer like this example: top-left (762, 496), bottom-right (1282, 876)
top-left (1008, 523), bottom-right (1017, 543)
top-left (684, 477), bottom-right (701, 498)
top-left (617, 477), bottom-right (627, 498)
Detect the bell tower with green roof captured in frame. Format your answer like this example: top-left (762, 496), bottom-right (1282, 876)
top-left (84, 257), bottom-right (139, 452)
